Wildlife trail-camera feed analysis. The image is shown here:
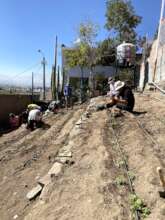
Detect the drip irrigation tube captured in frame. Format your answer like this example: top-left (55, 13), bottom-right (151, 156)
top-left (151, 82), bottom-right (165, 94)
top-left (108, 110), bottom-right (140, 220)
top-left (124, 111), bottom-right (159, 149)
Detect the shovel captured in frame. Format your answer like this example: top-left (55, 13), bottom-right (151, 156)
top-left (157, 167), bottom-right (165, 198)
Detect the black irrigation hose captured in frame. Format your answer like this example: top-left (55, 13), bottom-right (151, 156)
top-left (136, 93), bottom-right (165, 127)
top-left (150, 82), bottom-right (165, 94)
top-left (135, 118), bottom-right (159, 147)
top-left (140, 93), bottom-right (165, 103)
top-left (112, 129), bottom-right (134, 193)
top-left (107, 108), bottom-right (140, 220)
top-left (124, 111), bottom-right (160, 149)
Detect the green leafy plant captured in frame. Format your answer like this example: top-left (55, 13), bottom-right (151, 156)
top-left (130, 194), bottom-right (151, 218)
top-left (105, 0), bottom-right (142, 43)
top-left (111, 116), bottom-right (118, 129)
top-left (128, 171), bottom-right (136, 182)
top-left (115, 175), bottom-right (127, 186)
top-left (116, 160), bottom-right (125, 168)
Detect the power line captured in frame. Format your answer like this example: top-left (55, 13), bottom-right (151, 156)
top-left (2, 62), bottom-right (41, 84)
top-left (11, 62), bottom-right (41, 79)
top-left (14, 65), bottom-right (43, 86)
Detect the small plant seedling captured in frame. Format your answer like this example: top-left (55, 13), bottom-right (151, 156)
top-left (141, 207), bottom-right (151, 218)
top-left (115, 175), bottom-right (127, 186)
top-left (112, 122), bottom-right (117, 129)
top-left (128, 171), bottom-right (136, 181)
top-left (110, 116), bottom-right (118, 129)
top-left (130, 194), bottom-right (151, 219)
top-left (116, 160), bottom-right (125, 168)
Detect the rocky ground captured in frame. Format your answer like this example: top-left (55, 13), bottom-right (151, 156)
top-left (1, 92), bottom-right (165, 220)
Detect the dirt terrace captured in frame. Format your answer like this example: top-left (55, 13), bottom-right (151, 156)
top-left (1, 92), bottom-right (165, 220)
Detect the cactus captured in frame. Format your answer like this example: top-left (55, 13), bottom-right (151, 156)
top-left (56, 65), bottom-right (60, 100)
top-left (51, 65), bottom-right (56, 100)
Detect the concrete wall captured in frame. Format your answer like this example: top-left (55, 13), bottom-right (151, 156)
top-left (146, 40), bottom-right (165, 84)
top-left (146, 20), bottom-right (165, 84)
top-left (0, 94), bottom-right (39, 124)
top-left (155, 44), bottom-right (165, 82)
top-left (67, 65), bottom-right (116, 79)
top-left (147, 40), bottom-right (157, 83)
top-left (139, 39), bottom-right (165, 89)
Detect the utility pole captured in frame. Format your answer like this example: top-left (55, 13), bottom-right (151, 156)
top-left (38, 49), bottom-right (46, 101)
top-left (32, 72), bottom-right (34, 102)
top-left (42, 57), bottom-right (46, 100)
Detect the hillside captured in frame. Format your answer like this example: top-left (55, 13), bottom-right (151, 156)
top-left (0, 92), bottom-right (165, 220)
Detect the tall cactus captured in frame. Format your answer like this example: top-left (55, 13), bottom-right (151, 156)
top-left (51, 65), bottom-right (56, 100)
top-left (56, 65), bottom-right (60, 100)
top-left (61, 68), bottom-right (65, 95)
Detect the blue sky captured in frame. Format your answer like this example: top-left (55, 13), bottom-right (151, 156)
top-left (0, 0), bottom-right (163, 86)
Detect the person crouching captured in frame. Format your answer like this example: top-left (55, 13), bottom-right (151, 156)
top-left (9, 113), bottom-right (20, 130)
top-left (107, 77), bottom-right (119, 97)
top-left (113, 81), bottom-right (135, 112)
top-left (27, 109), bottom-right (42, 131)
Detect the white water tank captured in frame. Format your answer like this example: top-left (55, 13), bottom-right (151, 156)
top-left (117, 42), bottom-right (136, 67)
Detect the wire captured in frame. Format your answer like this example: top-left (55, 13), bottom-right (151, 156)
top-left (2, 62), bottom-right (41, 85)
top-left (11, 62), bottom-right (41, 79)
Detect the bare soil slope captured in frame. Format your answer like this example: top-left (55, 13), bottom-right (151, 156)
top-left (1, 92), bottom-right (165, 220)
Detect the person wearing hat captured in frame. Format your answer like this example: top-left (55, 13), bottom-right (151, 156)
top-left (27, 104), bottom-right (41, 111)
top-left (112, 81), bottom-right (135, 112)
top-left (107, 77), bottom-right (119, 97)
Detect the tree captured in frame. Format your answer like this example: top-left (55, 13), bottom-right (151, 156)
top-left (64, 45), bottom-right (87, 102)
top-left (64, 21), bottom-right (99, 100)
top-left (77, 21), bottom-right (99, 69)
top-left (78, 21), bottom-right (99, 96)
top-left (97, 38), bottom-right (116, 65)
top-left (78, 21), bottom-right (98, 46)
top-left (105, 0), bottom-right (142, 43)
top-left (95, 73), bottom-right (107, 95)
top-left (64, 44), bottom-right (89, 75)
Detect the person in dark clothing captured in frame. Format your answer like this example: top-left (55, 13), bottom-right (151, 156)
top-left (64, 84), bottom-right (73, 109)
top-left (19, 110), bottom-right (28, 124)
top-left (113, 81), bottom-right (135, 112)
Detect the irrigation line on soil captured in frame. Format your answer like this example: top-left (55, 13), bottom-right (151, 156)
top-left (141, 93), bottom-right (165, 103)
top-left (107, 109), bottom-right (140, 220)
top-left (135, 119), bottom-right (159, 147)
top-left (142, 94), bottom-right (165, 126)
top-left (124, 112), bottom-right (160, 149)
top-left (135, 94), bottom-right (165, 128)
top-left (146, 95), bottom-right (165, 104)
